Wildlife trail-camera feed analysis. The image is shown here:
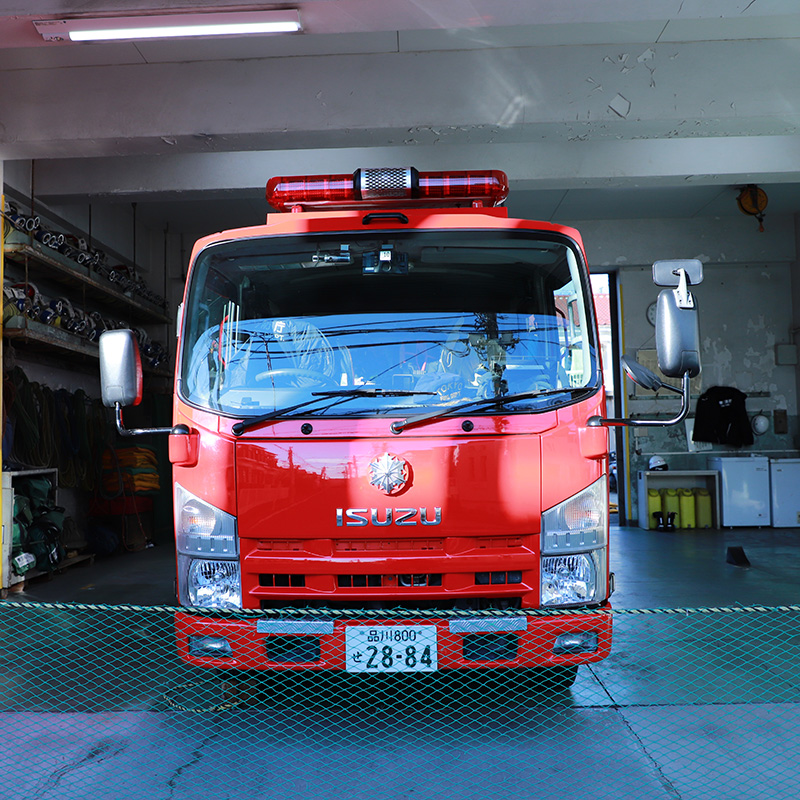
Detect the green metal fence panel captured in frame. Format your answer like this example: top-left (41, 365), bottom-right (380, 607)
top-left (1, 602), bottom-right (798, 800)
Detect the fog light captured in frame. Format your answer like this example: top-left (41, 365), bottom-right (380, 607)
top-left (188, 635), bottom-right (233, 658)
top-left (553, 631), bottom-right (598, 655)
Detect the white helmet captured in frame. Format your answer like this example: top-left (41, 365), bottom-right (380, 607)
top-left (649, 455), bottom-right (668, 471)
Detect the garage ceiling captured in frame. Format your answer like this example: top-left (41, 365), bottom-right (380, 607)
top-left (1, 0), bottom-right (799, 238)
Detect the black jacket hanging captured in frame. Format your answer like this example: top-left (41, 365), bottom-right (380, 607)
top-left (692, 386), bottom-right (753, 447)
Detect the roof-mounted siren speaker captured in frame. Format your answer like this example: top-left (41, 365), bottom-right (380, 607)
top-left (355, 167), bottom-right (418, 201)
top-left (652, 259), bottom-right (703, 379)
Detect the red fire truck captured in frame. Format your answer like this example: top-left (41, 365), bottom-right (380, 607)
top-left (99, 167), bottom-right (701, 687)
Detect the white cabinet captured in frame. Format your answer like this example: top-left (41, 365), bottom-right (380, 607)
top-left (769, 459), bottom-right (800, 528)
top-left (708, 456), bottom-right (770, 527)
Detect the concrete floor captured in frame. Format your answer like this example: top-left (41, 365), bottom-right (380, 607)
top-left (2, 524), bottom-right (799, 800)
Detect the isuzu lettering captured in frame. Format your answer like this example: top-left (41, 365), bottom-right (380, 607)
top-left (99, 167), bottom-right (702, 687)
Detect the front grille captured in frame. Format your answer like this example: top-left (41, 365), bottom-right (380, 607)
top-left (252, 535), bottom-right (530, 558)
top-left (334, 538), bottom-right (444, 553)
top-left (337, 574), bottom-right (443, 589)
top-left (260, 574), bottom-right (306, 588)
top-left (338, 575), bottom-right (382, 588)
top-left (475, 571), bottom-right (523, 586)
top-left (474, 536), bottom-right (524, 550)
top-left (248, 537), bottom-right (534, 610)
top-left (257, 539), bottom-right (305, 552)
top-left (260, 597), bottom-right (523, 611)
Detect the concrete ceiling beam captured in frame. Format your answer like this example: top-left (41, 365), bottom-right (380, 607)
top-left (0, 39), bottom-right (798, 161)
top-left (20, 137), bottom-right (800, 205)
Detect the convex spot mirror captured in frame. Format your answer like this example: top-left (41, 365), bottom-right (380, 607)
top-left (99, 329), bottom-right (143, 408)
top-left (621, 355), bottom-right (668, 392)
top-left (652, 259), bottom-right (703, 380)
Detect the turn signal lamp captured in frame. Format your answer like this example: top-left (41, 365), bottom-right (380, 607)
top-left (181, 501), bottom-right (215, 536)
top-left (541, 477), bottom-right (607, 554)
top-left (175, 484), bottom-right (238, 556)
top-left (266, 167), bottom-right (509, 211)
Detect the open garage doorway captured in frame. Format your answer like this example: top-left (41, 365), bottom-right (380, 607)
top-left (590, 273), bottom-right (624, 523)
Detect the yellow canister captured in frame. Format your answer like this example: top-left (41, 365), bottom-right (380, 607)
top-left (695, 488), bottom-right (713, 529)
top-left (662, 488), bottom-right (681, 529)
top-left (679, 488), bottom-right (696, 529)
top-left (647, 488), bottom-right (663, 529)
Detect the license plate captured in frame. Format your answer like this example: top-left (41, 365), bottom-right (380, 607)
top-left (345, 625), bottom-right (438, 673)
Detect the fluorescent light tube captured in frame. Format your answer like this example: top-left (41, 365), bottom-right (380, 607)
top-left (35, 11), bottom-right (301, 42)
top-left (69, 21), bottom-right (300, 42)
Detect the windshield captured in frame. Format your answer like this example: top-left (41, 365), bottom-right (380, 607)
top-left (179, 230), bottom-right (600, 418)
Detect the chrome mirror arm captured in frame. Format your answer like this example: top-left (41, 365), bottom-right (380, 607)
top-left (587, 372), bottom-right (691, 428)
top-left (114, 403), bottom-right (184, 437)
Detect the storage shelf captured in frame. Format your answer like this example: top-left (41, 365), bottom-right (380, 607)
top-left (4, 315), bottom-right (101, 359)
top-left (4, 233), bottom-right (170, 324)
top-left (637, 470), bottom-right (721, 530)
top-left (3, 315), bottom-right (172, 378)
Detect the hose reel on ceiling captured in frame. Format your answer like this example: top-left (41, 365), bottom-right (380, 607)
top-left (736, 185), bottom-right (768, 233)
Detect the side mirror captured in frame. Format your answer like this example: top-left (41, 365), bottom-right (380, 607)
top-left (99, 329), bottom-right (143, 408)
top-left (99, 329), bottom-right (178, 438)
top-left (587, 259), bottom-right (702, 429)
top-left (656, 289), bottom-right (701, 378)
top-left (653, 258), bottom-right (703, 379)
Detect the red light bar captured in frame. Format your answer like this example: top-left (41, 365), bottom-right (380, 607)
top-left (266, 167), bottom-right (509, 212)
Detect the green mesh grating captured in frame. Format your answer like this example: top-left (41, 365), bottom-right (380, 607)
top-left (1, 602), bottom-right (798, 799)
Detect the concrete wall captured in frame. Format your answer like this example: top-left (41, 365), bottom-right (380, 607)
top-left (577, 213), bottom-right (800, 521)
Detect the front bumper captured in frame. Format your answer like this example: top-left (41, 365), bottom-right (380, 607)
top-left (175, 608), bottom-right (612, 671)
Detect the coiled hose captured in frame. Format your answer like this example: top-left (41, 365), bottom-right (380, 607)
top-left (5, 366), bottom-right (113, 490)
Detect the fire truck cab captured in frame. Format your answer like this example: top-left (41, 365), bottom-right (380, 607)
top-left (99, 167), bottom-right (702, 685)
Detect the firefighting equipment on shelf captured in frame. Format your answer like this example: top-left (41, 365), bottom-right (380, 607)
top-left (2, 203), bottom-right (168, 309)
top-left (3, 281), bottom-right (168, 368)
top-left (102, 447), bottom-right (161, 495)
top-left (3, 366), bottom-right (114, 491)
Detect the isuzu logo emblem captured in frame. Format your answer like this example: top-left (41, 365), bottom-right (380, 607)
top-left (369, 453), bottom-right (409, 495)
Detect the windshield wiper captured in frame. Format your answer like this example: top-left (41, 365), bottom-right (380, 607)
top-left (310, 389), bottom-right (433, 398)
top-left (390, 388), bottom-right (593, 434)
top-left (231, 389), bottom-right (435, 435)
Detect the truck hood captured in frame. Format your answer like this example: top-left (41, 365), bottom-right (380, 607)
top-left (235, 434), bottom-right (545, 540)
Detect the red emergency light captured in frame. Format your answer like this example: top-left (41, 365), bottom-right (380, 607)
top-left (266, 167), bottom-right (509, 211)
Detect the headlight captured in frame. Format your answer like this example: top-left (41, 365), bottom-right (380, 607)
top-left (541, 477), bottom-right (607, 554)
top-left (185, 558), bottom-right (241, 609)
top-left (175, 483), bottom-right (238, 556)
top-left (541, 479), bottom-right (608, 607)
top-left (541, 552), bottom-right (604, 606)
